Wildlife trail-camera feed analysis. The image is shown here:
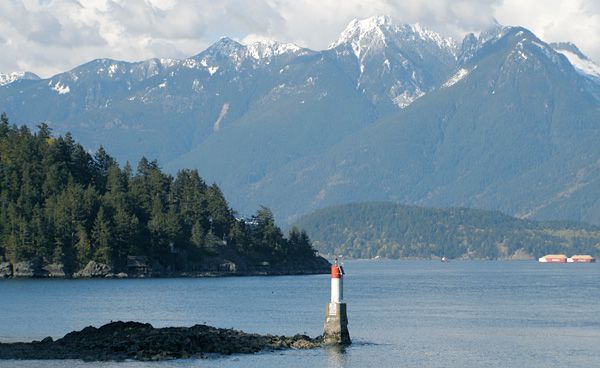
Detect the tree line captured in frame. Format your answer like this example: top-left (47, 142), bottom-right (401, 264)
top-left (293, 202), bottom-right (600, 259)
top-left (0, 113), bottom-right (319, 273)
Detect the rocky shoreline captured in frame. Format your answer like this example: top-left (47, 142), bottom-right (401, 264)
top-left (0, 321), bottom-right (323, 361)
top-left (0, 257), bottom-right (331, 279)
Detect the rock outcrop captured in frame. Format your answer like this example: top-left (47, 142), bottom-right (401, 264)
top-left (13, 259), bottom-right (44, 277)
top-left (0, 262), bottom-right (12, 278)
top-left (0, 253), bottom-right (330, 279)
top-left (42, 263), bottom-right (66, 278)
top-left (0, 321), bottom-right (322, 361)
top-left (73, 261), bottom-right (112, 278)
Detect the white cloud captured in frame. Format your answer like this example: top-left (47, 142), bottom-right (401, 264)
top-left (0, 0), bottom-right (599, 77)
top-left (494, 0), bottom-right (600, 61)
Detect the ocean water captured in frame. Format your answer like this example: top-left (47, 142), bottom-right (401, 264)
top-left (0, 260), bottom-right (599, 368)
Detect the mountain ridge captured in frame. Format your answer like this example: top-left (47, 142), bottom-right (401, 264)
top-left (2, 16), bottom-right (600, 225)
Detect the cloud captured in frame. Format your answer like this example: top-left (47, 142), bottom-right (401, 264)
top-left (494, 0), bottom-right (600, 61)
top-left (0, 0), bottom-right (599, 77)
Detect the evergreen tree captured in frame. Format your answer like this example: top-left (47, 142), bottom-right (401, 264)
top-left (92, 207), bottom-right (113, 265)
top-left (74, 226), bottom-right (92, 268)
top-left (206, 184), bottom-right (232, 238)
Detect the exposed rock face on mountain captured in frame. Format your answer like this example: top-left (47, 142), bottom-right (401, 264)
top-left (328, 15), bottom-right (458, 110)
top-left (0, 321), bottom-right (322, 361)
top-left (2, 17), bottom-right (600, 225)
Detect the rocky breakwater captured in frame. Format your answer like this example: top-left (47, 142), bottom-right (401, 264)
top-left (0, 321), bottom-right (322, 361)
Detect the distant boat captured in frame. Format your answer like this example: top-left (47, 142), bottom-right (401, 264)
top-left (539, 254), bottom-right (596, 263)
top-left (567, 255), bottom-right (596, 263)
top-left (441, 257), bottom-right (448, 263)
top-left (538, 254), bottom-right (567, 263)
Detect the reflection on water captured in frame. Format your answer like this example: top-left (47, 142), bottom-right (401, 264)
top-left (1, 260), bottom-right (599, 368)
top-left (325, 345), bottom-right (348, 368)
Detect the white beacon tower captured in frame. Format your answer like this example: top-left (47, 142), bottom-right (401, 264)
top-left (323, 259), bottom-right (350, 345)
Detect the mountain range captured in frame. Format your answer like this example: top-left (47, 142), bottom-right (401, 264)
top-left (2, 16), bottom-right (600, 225)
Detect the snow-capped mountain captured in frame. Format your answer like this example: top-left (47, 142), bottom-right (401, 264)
top-left (0, 71), bottom-right (40, 86)
top-left (2, 16), bottom-right (600, 225)
top-left (244, 24), bottom-right (600, 225)
top-left (329, 16), bottom-right (458, 109)
top-left (188, 37), bottom-right (311, 72)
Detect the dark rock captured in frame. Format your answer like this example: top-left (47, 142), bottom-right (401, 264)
top-left (0, 321), bottom-right (322, 361)
top-left (0, 262), bottom-right (12, 278)
top-left (219, 261), bottom-right (237, 273)
top-left (74, 261), bottom-right (112, 278)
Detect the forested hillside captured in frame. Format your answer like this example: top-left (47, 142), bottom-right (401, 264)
top-left (293, 202), bottom-right (600, 259)
top-left (0, 114), bottom-right (327, 277)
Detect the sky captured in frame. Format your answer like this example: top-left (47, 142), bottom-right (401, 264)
top-left (1, 0), bottom-right (600, 77)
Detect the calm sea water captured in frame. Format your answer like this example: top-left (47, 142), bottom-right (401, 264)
top-left (1, 260), bottom-right (599, 368)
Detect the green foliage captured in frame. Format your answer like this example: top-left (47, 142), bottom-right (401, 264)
top-left (293, 202), bottom-right (600, 259)
top-left (0, 116), bottom-right (321, 272)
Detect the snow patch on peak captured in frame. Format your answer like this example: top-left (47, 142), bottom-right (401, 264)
top-left (159, 58), bottom-right (178, 68)
top-left (245, 39), bottom-right (302, 60)
top-left (477, 23), bottom-right (512, 44)
top-left (329, 15), bottom-right (391, 49)
top-left (108, 64), bottom-right (119, 77)
top-left (0, 71), bottom-right (40, 86)
top-left (392, 89), bottom-right (425, 108)
top-left (330, 16), bottom-right (457, 58)
top-left (52, 82), bottom-right (70, 94)
top-left (407, 23), bottom-right (457, 52)
top-left (442, 67), bottom-right (474, 88)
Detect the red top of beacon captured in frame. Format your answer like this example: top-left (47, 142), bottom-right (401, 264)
top-left (331, 265), bottom-right (342, 279)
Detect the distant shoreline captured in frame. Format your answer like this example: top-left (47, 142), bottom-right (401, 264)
top-left (319, 255), bottom-right (537, 261)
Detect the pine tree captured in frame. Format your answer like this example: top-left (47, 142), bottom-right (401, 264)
top-left (93, 146), bottom-right (115, 192)
top-left (191, 220), bottom-right (205, 248)
top-left (92, 207), bottom-right (113, 265)
top-left (206, 184), bottom-right (232, 238)
top-left (74, 225), bottom-right (92, 268)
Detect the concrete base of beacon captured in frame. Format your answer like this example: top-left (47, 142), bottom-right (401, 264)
top-left (323, 302), bottom-right (351, 345)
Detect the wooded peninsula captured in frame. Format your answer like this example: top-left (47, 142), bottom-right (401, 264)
top-left (0, 114), bottom-right (329, 278)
